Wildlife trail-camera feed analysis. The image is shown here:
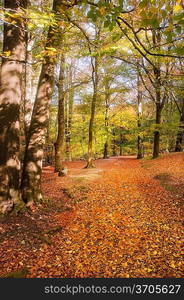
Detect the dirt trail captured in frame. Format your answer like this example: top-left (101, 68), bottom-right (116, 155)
top-left (0, 156), bottom-right (183, 278)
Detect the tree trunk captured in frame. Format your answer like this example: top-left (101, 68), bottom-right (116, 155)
top-left (21, 0), bottom-right (60, 203)
top-left (153, 103), bottom-right (162, 158)
top-left (119, 132), bottom-right (124, 156)
top-left (103, 141), bottom-right (108, 159)
top-left (119, 143), bottom-right (123, 156)
top-left (0, 0), bottom-right (27, 214)
top-left (21, 60), bottom-right (54, 203)
top-left (175, 99), bottom-right (184, 152)
top-left (137, 134), bottom-right (144, 159)
top-left (119, 146), bottom-right (123, 156)
top-left (103, 86), bottom-right (109, 159)
top-left (86, 56), bottom-right (99, 168)
top-left (152, 32), bottom-right (164, 159)
top-left (112, 128), bottom-right (117, 156)
top-left (65, 67), bottom-right (74, 162)
top-left (137, 71), bottom-right (144, 159)
top-left (55, 54), bottom-right (66, 175)
top-left (24, 35), bottom-right (35, 139)
top-left (65, 92), bottom-right (74, 162)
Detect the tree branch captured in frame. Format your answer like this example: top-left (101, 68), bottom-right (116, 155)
top-left (117, 16), bottom-right (184, 59)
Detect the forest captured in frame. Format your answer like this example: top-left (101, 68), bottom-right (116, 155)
top-left (0, 0), bottom-right (183, 279)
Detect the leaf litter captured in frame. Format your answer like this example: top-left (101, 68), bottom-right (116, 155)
top-left (0, 154), bottom-right (183, 278)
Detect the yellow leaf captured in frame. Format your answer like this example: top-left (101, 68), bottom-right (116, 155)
top-left (122, 262), bottom-right (128, 267)
top-left (3, 51), bottom-right (11, 57)
top-left (147, 268), bottom-right (152, 273)
top-left (174, 4), bottom-right (182, 13)
top-left (170, 262), bottom-right (176, 268)
top-left (99, 7), bottom-right (106, 16)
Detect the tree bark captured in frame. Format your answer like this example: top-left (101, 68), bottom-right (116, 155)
top-left (65, 66), bottom-right (74, 162)
top-left (112, 128), bottom-right (117, 156)
top-left (103, 85), bottom-right (110, 159)
top-left (21, 0), bottom-right (60, 203)
top-left (175, 99), bottom-right (184, 152)
top-left (24, 35), bottom-right (35, 139)
top-left (119, 133), bottom-right (123, 156)
top-left (0, 0), bottom-right (27, 214)
top-left (152, 31), bottom-right (164, 159)
top-left (137, 71), bottom-right (144, 159)
top-left (55, 54), bottom-right (66, 175)
top-left (153, 103), bottom-right (162, 158)
top-left (103, 141), bottom-right (108, 159)
top-left (137, 134), bottom-right (144, 159)
top-left (86, 56), bottom-right (99, 168)
top-left (65, 90), bottom-right (74, 162)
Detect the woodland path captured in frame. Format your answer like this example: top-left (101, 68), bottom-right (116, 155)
top-left (0, 155), bottom-right (183, 278)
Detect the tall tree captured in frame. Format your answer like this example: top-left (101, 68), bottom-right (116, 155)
top-left (0, 0), bottom-right (27, 214)
top-left (137, 69), bottom-right (144, 159)
top-left (86, 55), bottom-right (99, 168)
top-left (103, 86), bottom-right (110, 159)
top-left (21, 0), bottom-right (60, 203)
top-left (55, 53), bottom-right (66, 175)
top-left (65, 67), bottom-right (74, 162)
top-left (175, 98), bottom-right (184, 151)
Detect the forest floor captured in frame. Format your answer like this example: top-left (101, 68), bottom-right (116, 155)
top-left (0, 153), bottom-right (183, 278)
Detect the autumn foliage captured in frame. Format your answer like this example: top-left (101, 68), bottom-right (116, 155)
top-left (0, 153), bottom-right (183, 278)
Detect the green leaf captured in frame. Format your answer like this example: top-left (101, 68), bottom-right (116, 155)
top-left (139, 0), bottom-right (149, 9)
top-left (109, 21), bottom-right (116, 31)
top-left (178, 19), bottom-right (184, 25)
top-left (161, 10), bottom-right (167, 18)
top-left (175, 25), bottom-right (182, 33)
top-left (118, 0), bottom-right (124, 6)
top-left (87, 9), bottom-right (94, 19)
top-left (141, 18), bottom-right (151, 26)
top-left (87, 7), bottom-right (98, 21)
top-left (150, 18), bottom-right (159, 28)
top-left (104, 20), bottom-right (110, 28)
top-left (175, 46), bottom-right (184, 55)
top-left (165, 31), bottom-right (173, 43)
